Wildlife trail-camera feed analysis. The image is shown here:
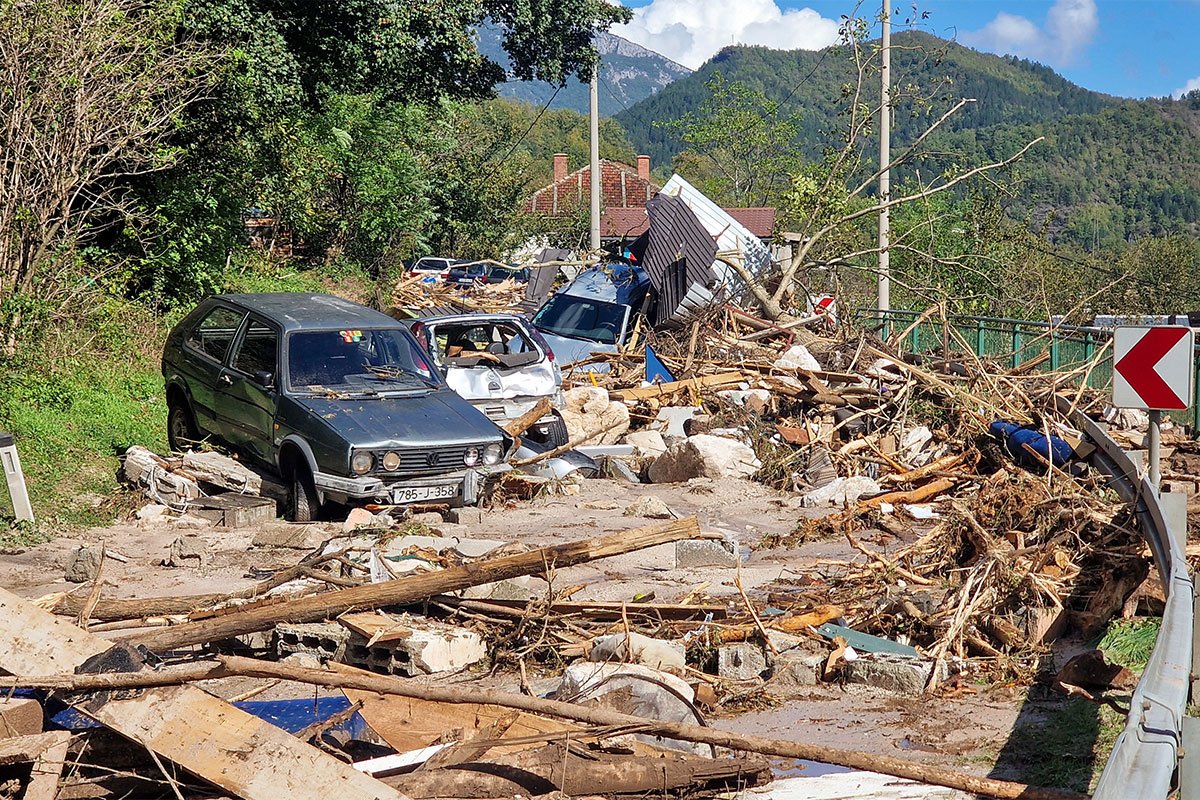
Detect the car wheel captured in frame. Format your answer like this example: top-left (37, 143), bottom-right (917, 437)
top-left (289, 467), bottom-right (321, 523)
top-left (167, 401), bottom-right (198, 452)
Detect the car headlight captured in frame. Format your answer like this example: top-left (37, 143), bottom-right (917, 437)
top-left (463, 446), bottom-right (480, 467)
top-left (381, 451), bottom-right (401, 472)
top-left (483, 443), bottom-right (503, 465)
top-left (350, 451), bottom-right (374, 475)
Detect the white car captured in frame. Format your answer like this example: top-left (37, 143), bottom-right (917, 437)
top-left (408, 257), bottom-right (461, 283)
top-left (407, 313), bottom-right (568, 447)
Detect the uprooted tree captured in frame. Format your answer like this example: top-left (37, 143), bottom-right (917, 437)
top-left (715, 14), bottom-right (1043, 322)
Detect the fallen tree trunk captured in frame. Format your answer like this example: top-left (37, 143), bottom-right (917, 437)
top-left (8, 655), bottom-right (1084, 800)
top-left (502, 398), bottom-right (552, 437)
top-left (124, 517), bottom-right (704, 652)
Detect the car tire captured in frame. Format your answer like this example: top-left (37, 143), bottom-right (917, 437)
top-left (167, 400), bottom-right (198, 453)
top-left (289, 467), bottom-right (320, 523)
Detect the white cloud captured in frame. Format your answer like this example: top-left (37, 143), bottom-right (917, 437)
top-left (613, 0), bottom-right (841, 71)
top-left (1173, 76), bottom-right (1200, 99)
top-left (962, 0), bottom-right (1098, 66)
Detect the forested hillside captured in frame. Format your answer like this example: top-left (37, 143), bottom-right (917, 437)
top-left (615, 30), bottom-right (1200, 243)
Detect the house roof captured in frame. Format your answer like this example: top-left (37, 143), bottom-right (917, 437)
top-left (600, 206), bottom-right (776, 240)
top-left (525, 159), bottom-right (659, 215)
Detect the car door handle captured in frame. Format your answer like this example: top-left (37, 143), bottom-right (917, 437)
top-left (218, 374), bottom-right (233, 386)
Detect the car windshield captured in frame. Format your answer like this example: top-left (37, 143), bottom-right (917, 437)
top-left (287, 328), bottom-right (438, 393)
top-left (532, 294), bottom-right (626, 345)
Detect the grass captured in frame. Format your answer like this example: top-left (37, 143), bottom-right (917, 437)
top-left (1097, 617), bottom-right (1161, 673)
top-left (994, 698), bottom-right (1125, 793)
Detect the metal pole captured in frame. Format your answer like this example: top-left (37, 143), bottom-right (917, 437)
top-left (589, 67), bottom-right (601, 253)
top-left (1149, 409), bottom-right (1162, 493)
top-left (877, 1), bottom-right (891, 313)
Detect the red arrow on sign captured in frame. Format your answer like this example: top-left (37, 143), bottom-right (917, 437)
top-left (1114, 326), bottom-right (1190, 408)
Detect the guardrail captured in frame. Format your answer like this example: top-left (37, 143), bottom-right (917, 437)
top-left (1055, 397), bottom-right (1193, 798)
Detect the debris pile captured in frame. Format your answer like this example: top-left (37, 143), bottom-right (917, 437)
top-left (391, 272), bottom-right (529, 317)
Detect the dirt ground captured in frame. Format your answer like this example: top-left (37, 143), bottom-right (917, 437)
top-left (0, 475), bottom-right (1098, 788)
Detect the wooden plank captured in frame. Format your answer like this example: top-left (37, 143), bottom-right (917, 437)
top-left (0, 731), bottom-right (72, 800)
top-left (463, 598), bottom-right (727, 621)
top-left (0, 587), bottom-right (404, 800)
top-left (337, 612), bottom-right (412, 645)
top-left (610, 372), bottom-right (744, 401)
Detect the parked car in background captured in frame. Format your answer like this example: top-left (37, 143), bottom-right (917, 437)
top-left (531, 263), bottom-right (651, 370)
top-left (445, 262), bottom-right (487, 286)
top-left (406, 313), bottom-right (568, 448)
top-left (484, 264), bottom-right (530, 284)
top-left (162, 293), bottom-right (512, 521)
top-left (408, 257), bottom-right (461, 282)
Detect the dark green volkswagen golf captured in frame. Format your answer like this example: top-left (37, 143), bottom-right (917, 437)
top-left (162, 293), bottom-right (513, 520)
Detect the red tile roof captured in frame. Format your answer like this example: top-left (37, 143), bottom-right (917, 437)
top-left (525, 159), bottom-right (659, 215)
top-left (599, 206), bottom-right (776, 240)
top-left (724, 208), bottom-right (776, 239)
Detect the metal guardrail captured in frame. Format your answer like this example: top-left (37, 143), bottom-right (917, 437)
top-left (1055, 396), bottom-right (1194, 799)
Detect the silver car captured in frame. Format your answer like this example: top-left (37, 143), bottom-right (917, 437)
top-left (408, 313), bottom-right (569, 447)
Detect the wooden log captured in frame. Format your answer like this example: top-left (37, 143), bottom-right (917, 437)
top-left (502, 397), bottom-right (552, 437)
top-left (3, 655), bottom-right (1085, 800)
top-left (609, 371), bottom-right (744, 401)
top-left (880, 452), bottom-right (971, 485)
top-left (0, 588), bottom-right (403, 800)
top-left (123, 517), bottom-right (704, 652)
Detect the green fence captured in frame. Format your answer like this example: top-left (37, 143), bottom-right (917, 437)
top-left (856, 310), bottom-right (1200, 431)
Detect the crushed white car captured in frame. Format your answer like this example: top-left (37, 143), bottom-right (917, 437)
top-left (407, 313), bottom-right (569, 448)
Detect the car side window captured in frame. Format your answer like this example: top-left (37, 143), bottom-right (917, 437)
top-left (232, 319), bottom-right (278, 381)
top-left (185, 306), bottom-right (245, 363)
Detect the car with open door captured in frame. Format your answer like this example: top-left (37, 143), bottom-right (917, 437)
top-left (162, 293), bottom-right (512, 521)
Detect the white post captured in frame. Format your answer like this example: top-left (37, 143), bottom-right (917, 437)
top-left (877, 1), bottom-right (891, 313)
top-left (0, 433), bottom-right (33, 522)
top-left (589, 67), bottom-right (601, 253)
top-left (1149, 409), bottom-right (1162, 493)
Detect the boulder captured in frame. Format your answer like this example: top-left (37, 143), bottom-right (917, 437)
top-left (773, 344), bottom-right (821, 371)
top-left (560, 387), bottom-right (630, 445)
top-left (649, 435), bottom-right (761, 483)
top-left (624, 430), bottom-right (667, 458)
top-left (65, 545), bottom-right (103, 583)
top-left (801, 476), bottom-right (881, 507)
top-left (623, 495), bottom-right (674, 519)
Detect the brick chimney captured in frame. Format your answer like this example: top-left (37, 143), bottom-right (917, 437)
top-left (553, 153), bottom-right (568, 183)
top-left (637, 155), bottom-right (650, 181)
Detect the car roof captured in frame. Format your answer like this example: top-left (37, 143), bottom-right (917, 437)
top-left (214, 293), bottom-right (401, 332)
top-left (413, 312), bottom-right (526, 325)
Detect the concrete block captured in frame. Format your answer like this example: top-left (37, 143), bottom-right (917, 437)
top-left (409, 511), bottom-right (446, 526)
top-left (190, 493), bottom-right (277, 528)
top-left (675, 538), bottom-right (737, 569)
top-left (445, 507), bottom-right (484, 525)
top-left (275, 622), bottom-right (349, 661)
top-left (718, 643), bottom-right (768, 680)
top-left (0, 698), bottom-right (43, 738)
top-left (844, 655), bottom-right (941, 696)
top-left (590, 632), bottom-right (685, 671)
top-left (252, 524), bottom-right (326, 550)
top-left (345, 624), bottom-right (485, 676)
top-left (769, 653), bottom-right (824, 688)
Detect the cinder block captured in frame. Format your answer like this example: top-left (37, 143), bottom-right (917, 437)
top-left (0, 698), bottom-right (42, 738)
top-left (344, 625), bottom-right (486, 676)
top-left (275, 622), bottom-right (349, 661)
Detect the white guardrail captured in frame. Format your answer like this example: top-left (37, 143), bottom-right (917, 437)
top-left (1056, 396), bottom-right (1194, 798)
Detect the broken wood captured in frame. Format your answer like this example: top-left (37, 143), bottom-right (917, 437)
top-left (0, 731), bottom-right (72, 800)
top-left (510, 418), bottom-right (625, 465)
top-left (124, 517), bottom-right (705, 652)
top-left (0, 587), bottom-right (404, 800)
top-left (7, 655), bottom-right (1086, 800)
top-left (609, 371), bottom-right (743, 402)
top-left (502, 397), bottom-right (552, 438)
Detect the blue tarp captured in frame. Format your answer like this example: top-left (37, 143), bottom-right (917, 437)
top-left (989, 420), bottom-right (1074, 468)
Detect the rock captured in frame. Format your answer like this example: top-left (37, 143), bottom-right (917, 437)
top-left (251, 524), bottom-right (327, 550)
top-left (135, 504), bottom-right (170, 522)
top-left (281, 652), bottom-right (324, 670)
top-left (843, 654), bottom-right (939, 696)
top-left (409, 511), bottom-right (445, 526)
top-left (558, 662), bottom-right (710, 756)
top-left (560, 387), bottom-right (630, 445)
top-left (461, 576), bottom-right (537, 601)
top-left (648, 435), bottom-right (761, 483)
top-left (1056, 649), bottom-right (1138, 692)
top-left (773, 344), bottom-right (821, 371)
top-left (901, 426), bottom-right (934, 463)
top-left (716, 389), bottom-right (772, 414)
top-left (674, 539), bottom-right (737, 569)
top-left (623, 495), bottom-right (674, 519)
top-left (171, 514), bottom-right (212, 529)
top-left (122, 446), bottom-right (201, 506)
top-left (625, 430), bottom-right (668, 458)
top-left (445, 507), bottom-right (484, 525)
top-left (718, 644), bottom-right (768, 681)
top-left (161, 535), bottom-right (209, 568)
top-left (801, 476), bottom-right (881, 507)
top-left (65, 545), bottom-right (103, 583)
top-left (589, 632), bottom-right (685, 671)
top-left (598, 456), bottom-right (641, 483)
top-left (654, 407), bottom-right (698, 440)
top-left (769, 653), bottom-right (824, 688)
top-left (343, 507), bottom-right (380, 533)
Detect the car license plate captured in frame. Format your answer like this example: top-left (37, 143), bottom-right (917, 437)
top-left (392, 483), bottom-right (458, 504)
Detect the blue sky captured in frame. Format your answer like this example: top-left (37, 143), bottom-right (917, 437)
top-left (614, 1), bottom-right (1200, 99)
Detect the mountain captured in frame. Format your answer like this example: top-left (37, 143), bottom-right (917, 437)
top-left (614, 30), bottom-right (1200, 242)
top-left (476, 25), bottom-right (691, 116)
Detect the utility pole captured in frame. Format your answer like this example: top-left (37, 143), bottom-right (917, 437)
top-left (589, 66), bottom-right (601, 252)
top-left (877, 0), bottom-right (891, 313)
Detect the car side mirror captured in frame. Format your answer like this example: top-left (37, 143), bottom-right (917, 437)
top-left (253, 370), bottom-right (276, 389)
